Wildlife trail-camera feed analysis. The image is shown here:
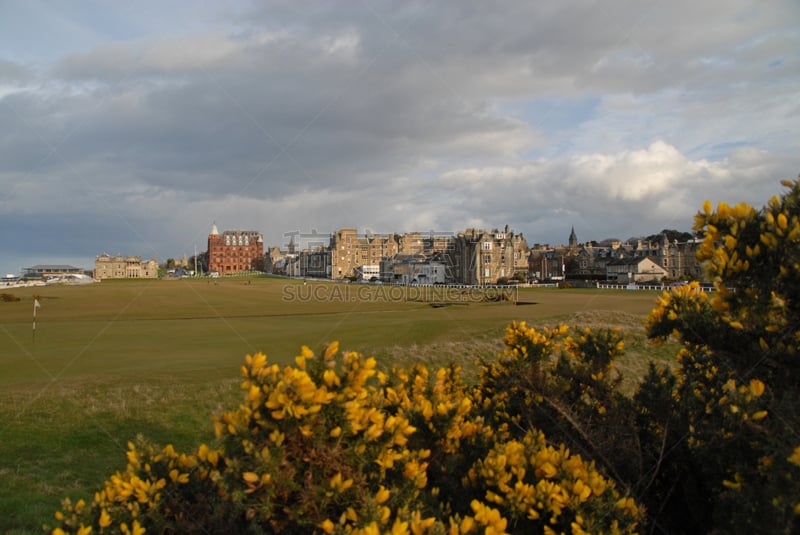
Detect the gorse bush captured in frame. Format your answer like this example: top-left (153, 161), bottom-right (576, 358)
top-left (50, 178), bottom-right (800, 534)
top-left (50, 338), bottom-right (642, 534)
top-left (638, 178), bottom-right (800, 533)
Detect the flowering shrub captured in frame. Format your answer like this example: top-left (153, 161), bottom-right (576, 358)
top-left (640, 178), bottom-right (800, 533)
top-left (478, 322), bottom-right (641, 494)
top-left (50, 339), bottom-right (641, 534)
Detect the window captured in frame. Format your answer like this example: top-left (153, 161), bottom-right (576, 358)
top-left (481, 242), bottom-right (492, 251)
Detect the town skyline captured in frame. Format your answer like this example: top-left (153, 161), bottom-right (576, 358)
top-left (9, 221), bottom-right (696, 278)
top-left (2, 2), bottom-right (797, 275)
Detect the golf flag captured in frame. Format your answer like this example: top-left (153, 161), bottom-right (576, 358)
top-left (33, 298), bottom-right (41, 342)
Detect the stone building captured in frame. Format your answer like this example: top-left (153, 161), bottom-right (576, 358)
top-left (528, 244), bottom-right (570, 281)
top-left (605, 257), bottom-right (668, 283)
top-left (329, 228), bottom-right (402, 279)
top-left (265, 246), bottom-right (286, 274)
top-left (449, 226), bottom-right (529, 285)
top-left (381, 254), bottom-right (446, 284)
top-left (295, 247), bottom-right (332, 278)
top-left (544, 227), bottom-right (707, 282)
top-left (95, 254), bottom-right (158, 279)
top-left (207, 224), bottom-right (265, 274)
top-left (327, 227), bottom-right (516, 283)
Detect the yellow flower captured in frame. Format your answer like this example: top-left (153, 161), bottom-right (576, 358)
top-left (269, 429), bottom-right (285, 445)
top-left (573, 480), bottom-right (591, 502)
top-left (616, 496), bottom-right (639, 516)
top-left (320, 519), bottom-right (335, 534)
top-left (169, 469), bottom-right (189, 484)
top-left (410, 511), bottom-right (436, 534)
top-left (330, 472), bottom-right (353, 492)
top-left (722, 479), bottom-right (741, 490)
top-left (375, 486), bottom-right (391, 504)
top-left (390, 519), bottom-right (409, 535)
top-left (324, 369), bottom-right (340, 386)
top-left (99, 509), bottom-right (112, 528)
top-left (787, 446), bottom-right (800, 466)
top-left (536, 462), bottom-right (558, 479)
top-left (470, 500), bottom-right (507, 533)
top-left (324, 341), bottom-right (339, 360)
top-left (749, 379), bottom-right (765, 397)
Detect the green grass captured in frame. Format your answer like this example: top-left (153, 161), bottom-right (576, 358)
top-left (0, 278), bottom-right (676, 533)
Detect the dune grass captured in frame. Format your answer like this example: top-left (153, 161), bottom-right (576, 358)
top-left (0, 277), bottom-right (674, 533)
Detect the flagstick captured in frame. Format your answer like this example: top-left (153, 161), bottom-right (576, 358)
top-left (32, 298), bottom-right (40, 344)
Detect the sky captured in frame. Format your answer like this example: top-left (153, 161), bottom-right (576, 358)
top-left (1, 0), bottom-right (798, 273)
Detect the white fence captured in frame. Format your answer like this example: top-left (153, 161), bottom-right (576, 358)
top-left (597, 283), bottom-right (716, 292)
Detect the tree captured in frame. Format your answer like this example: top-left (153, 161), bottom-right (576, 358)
top-left (644, 229), bottom-right (694, 244)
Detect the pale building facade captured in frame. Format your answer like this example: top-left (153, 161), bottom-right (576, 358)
top-left (95, 254), bottom-right (158, 279)
top-left (330, 228), bottom-right (401, 279)
top-left (449, 226), bottom-right (529, 285)
top-left (605, 257), bottom-right (668, 283)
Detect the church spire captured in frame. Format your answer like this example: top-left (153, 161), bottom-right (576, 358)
top-left (569, 226), bottom-right (577, 248)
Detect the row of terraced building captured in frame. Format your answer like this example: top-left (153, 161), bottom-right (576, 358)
top-left (208, 224), bottom-right (706, 285)
top-left (257, 225), bottom-right (530, 285)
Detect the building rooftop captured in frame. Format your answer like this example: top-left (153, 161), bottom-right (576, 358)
top-left (25, 264), bottom-right (83, 271)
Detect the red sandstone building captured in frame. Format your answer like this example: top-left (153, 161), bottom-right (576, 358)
top-left (207, 224), bottom-right (265, 274)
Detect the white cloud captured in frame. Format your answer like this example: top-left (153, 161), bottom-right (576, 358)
top-left (427, 141), bottom-right (792, 244)
top-left (567, 141), bottom-right (689, 201)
